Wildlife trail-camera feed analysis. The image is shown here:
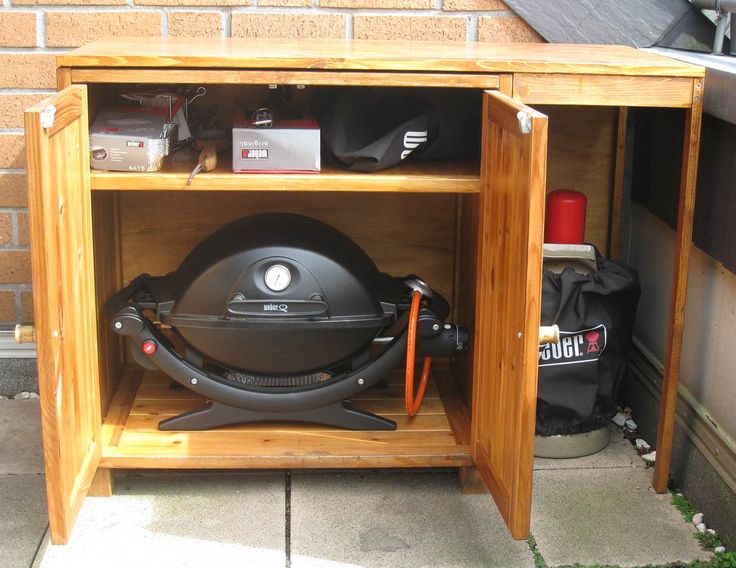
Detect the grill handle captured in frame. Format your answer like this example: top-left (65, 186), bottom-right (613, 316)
top-left (104, 273), bottom-right (152, 316)
top-left (226, 299), bottom-right (328, 318)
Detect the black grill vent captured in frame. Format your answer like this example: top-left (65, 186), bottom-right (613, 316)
top-left (223, 370), bottom-right (332, 388)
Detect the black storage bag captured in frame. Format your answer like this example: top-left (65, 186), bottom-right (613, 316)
top-left (315, 88), bottom-right (480, 172)
top-left (537, 253), bottom-right (640, 436)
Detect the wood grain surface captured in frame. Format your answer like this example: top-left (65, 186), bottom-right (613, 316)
top-left (653, 78), bottom-right (704, 492)
top-left (25, 86), bottom-right (102, 545)
top-left (91, 192), bottom-right (124, 416)
top-left (513, 74), bottom-right (695, 107)
top-left (91, 159), bottom-right (481, 193)
top-left (100, 368), bottom-right (473, 469)
top-left (539, 105), bottom-right (618, 251)
top-left (471, 90), bottom-right (547, 541)
top-left (71, 68), bottom-right (501, 89)
top-left (117, 191), bottom-right (458, 305)
top-left (57, 38), bottom-right (703, 77)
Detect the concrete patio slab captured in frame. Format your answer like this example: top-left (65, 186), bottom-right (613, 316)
top-left (0, 400), bottom-right (44, 475)
top-left (0, 474), bottom-right (48, 568)
top-left (534, 425), bottom-right (644, 471)
top-left (35, 472), bottom-right (286, 568)
top-left (531, 467), bottom-right (713, 567)
top-left (290, 471), bottom-right (534, 568)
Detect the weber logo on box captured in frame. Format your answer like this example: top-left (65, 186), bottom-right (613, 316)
top-left (242, 148), bottom-right (269, 160)
top-left (127, 140), bottom-right (145, 148)
top-left (538, 324), bottom-right (607, 367)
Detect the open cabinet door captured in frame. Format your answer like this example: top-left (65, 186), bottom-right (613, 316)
top-left (472, 90), bottom-right (547, 539)
top-left (25, 85), bottom-right (102, 544)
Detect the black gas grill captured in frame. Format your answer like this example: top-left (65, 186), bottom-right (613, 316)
top-left (109, 213), bottom-right (469, 431)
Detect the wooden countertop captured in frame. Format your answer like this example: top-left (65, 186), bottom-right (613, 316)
top-left (58, 37), bottom-right (704, 77)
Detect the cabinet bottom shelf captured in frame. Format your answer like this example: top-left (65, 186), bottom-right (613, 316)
top-left (100, 367), bottom-right (473, 469)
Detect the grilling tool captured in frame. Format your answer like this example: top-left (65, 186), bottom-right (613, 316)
top-left (187, 140), bottom-right (218, 185)
top-left (185, 97), bottom-right (228, 185)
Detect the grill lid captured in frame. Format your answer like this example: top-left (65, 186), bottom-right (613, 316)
top-left (159, 213), bottom-right (400, 374)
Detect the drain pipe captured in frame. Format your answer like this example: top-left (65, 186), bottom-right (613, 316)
top-left (692, 0), bottom-right (736, 54)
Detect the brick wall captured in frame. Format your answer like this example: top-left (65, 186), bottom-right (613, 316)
top-left (0, 0), bottom-right (541, 327)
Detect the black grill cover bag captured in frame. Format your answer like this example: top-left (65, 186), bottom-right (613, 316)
top-left (315, 88), bottom-right (480, 172)
top-left (537, 254), bottom-right (640, 436)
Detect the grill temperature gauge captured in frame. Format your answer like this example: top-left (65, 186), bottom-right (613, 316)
top-left (264, 264), bottom-right (291, 292)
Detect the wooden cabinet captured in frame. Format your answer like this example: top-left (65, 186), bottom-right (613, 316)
top-left (24, 38), bottom-right (704, 545)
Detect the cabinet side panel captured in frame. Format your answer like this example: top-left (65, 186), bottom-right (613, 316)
top-left (452, 193), bottom-right (478, 409)
top-left (92, 192), bottom-right (125, 414)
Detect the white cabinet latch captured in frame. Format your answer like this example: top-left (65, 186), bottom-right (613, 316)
top-left (517, 110), bottom-right (532, 134)
top-left (40, 105), bottom-right (56, 129)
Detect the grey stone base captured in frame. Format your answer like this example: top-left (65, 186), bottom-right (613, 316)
top-left (0, 358), bottom-right (38, 397)
top-left (620, 370), bottom-right (736, 549)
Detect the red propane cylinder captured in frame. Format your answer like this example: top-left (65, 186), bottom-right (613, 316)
top-left (545, 189), bottom-right (587, 244)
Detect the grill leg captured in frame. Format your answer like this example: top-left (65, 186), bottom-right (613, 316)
top-left (158, 400), bottom-right (397, 431)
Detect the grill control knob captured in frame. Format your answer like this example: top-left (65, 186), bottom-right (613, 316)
top-left (264, 264), bottom-right (291, 292)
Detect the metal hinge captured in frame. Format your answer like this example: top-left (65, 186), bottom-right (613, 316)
top-left (517, 110), bottom-right (532, 134)
top-left (40, 105), bottom-right (56, 129)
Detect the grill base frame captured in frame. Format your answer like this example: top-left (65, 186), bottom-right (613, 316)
top-left (159, 399), bottom-right (396, 431)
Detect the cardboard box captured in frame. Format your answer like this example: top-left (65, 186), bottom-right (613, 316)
top-left (90, 106), bottom-right (177, 172)
top-left (232, 110), bottom-right (320, 173)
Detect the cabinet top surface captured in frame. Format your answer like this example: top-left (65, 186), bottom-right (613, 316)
top-left (58, 37), bottom-right (703, 77)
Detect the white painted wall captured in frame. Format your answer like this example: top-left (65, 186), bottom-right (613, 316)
top-left (630, 202), bottom-right (736, 439)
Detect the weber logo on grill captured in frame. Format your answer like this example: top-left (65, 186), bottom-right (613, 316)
top-left (263, 303), bottom-right (288, 313)
top-left (538, 324), bottom-right (607, 367)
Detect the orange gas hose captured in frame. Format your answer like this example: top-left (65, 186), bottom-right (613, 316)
top-left (405, 290), bottom-right (432, 417)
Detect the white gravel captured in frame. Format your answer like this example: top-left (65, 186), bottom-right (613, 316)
top-left (641, 451), bottom-right (656, 464)
top-left (11, 391), bottom-right (39, 400)
top-left (612, 413), bottom-right (627, 427)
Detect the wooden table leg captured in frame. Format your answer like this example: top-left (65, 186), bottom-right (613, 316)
top-left (458, 466), bottom-right (488, 494)
top-left (88, 468), bottom-right (115, 497)
top-left (652, 78), bottom-right (704, 493)
top-left (609, 107), bottom-right (629, 261)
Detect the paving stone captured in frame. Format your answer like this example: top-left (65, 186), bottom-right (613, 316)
top-left (0, 399), bottom-right (44, 474)
top-left (531, 467), bottom-right (712, 567)
top-left (36, 473), bottom-right (286, 568)
top-left (534, 425), bottom-right (645, 471)
top-left (0, 474), bottom-right (48, 568)
top-left (291, 471), bottom-right (534, 568)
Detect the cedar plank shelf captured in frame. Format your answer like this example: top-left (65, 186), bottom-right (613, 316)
top-left (90, 159), bottom-right (480, 193)
top-left (24, 37), bottom-right (705, 546)
top-left (101, 368), bottom-right (472, 469)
